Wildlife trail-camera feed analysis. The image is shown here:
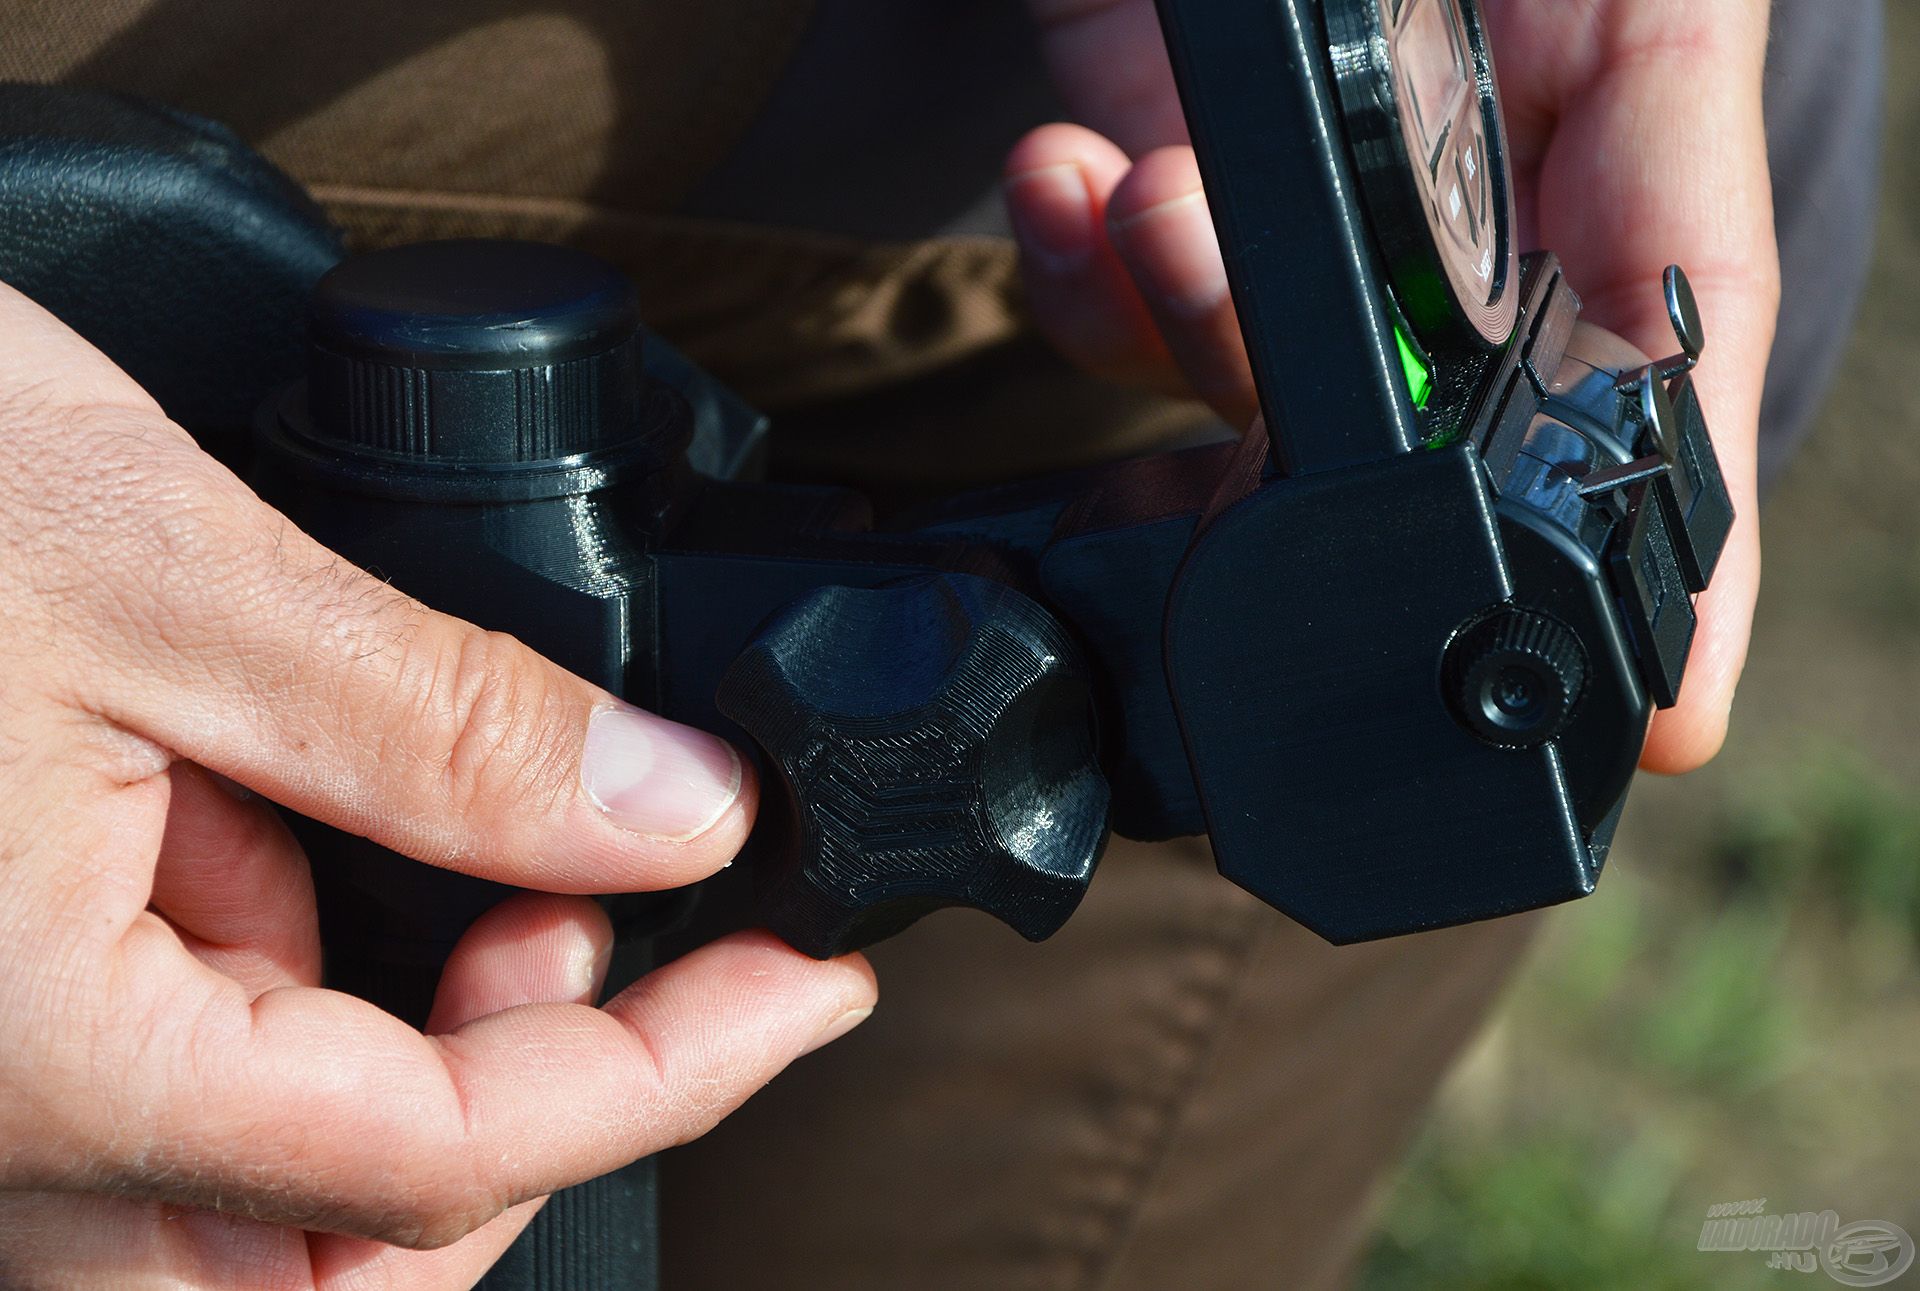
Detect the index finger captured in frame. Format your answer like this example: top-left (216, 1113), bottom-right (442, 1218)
top-left (0, 280), bottom-right (753, 894)
top-left (38, 926), bottom-right (874, 1250)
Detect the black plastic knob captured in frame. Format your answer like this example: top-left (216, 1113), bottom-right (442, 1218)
top-left (305, 239), bottom-right (645, 464)
top-left (717, 573), bottom-right (1111, 959)
top-left (1443, 609), bottom-right (1589, 749)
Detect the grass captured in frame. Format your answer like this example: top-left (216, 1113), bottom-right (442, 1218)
top-left (1357, 738), bottom-right (1920, 1290)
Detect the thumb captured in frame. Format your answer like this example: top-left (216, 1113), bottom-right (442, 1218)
top-left (304, 894), bottom-right (615, 1290)
top-left (0, 278), bottom-right (751, 893)
top-left (104, 475), bottom-right (755, 891)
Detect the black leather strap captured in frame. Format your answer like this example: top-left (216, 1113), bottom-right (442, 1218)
top-left (0, 83), bottom-right (342, 459)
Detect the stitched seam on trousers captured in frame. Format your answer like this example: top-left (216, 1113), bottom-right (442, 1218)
top-left (308, 183), bottom-right (1018, 258)
top-left (314, 185), bottom-right (1029, 408)
top-left (1044, 894), bottom-right (1272, 1291)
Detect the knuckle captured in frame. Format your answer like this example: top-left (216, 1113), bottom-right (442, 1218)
top-left (417, 627), bottom-right (581, 832)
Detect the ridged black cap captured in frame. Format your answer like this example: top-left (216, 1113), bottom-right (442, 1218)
top-left (306, 240), bottom-right (643, 464)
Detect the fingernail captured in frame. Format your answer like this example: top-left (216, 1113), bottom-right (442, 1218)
top-left (581, 704), bottom-right (743, 842)
top-left (592, 938), bottom-right (614, 991)
top-left (1005, 163), bottom-right (1095, 273)
top-left (562, 937), bottom-right (605, 1002)
top-left (561, 931), bottom-right (615, 1002)
top-left (801, 1006), bottom-right (873, 1057)
top-left (1112, 191), bottom-right (1231, 320)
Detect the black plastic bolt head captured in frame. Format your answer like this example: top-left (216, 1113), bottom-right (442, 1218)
top-left (1444, 609), bottom-right (1590, 749)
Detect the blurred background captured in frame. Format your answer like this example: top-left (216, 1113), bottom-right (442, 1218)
top-left (1359, 8), bottom-right (1917, 1287)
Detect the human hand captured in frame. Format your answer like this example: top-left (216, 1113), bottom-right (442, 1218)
top-left (0, 282), bottom-right (876, 1288)
top-left (1007, 0), bottom-right (1779, 773)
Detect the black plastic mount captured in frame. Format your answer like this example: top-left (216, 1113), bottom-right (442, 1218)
top-left (0, 82), bottom-right (1736, 957)
top-left (242, 241), bottom-right (1729, 955)
top-left (0, 62), bottom-right (1737, 965)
